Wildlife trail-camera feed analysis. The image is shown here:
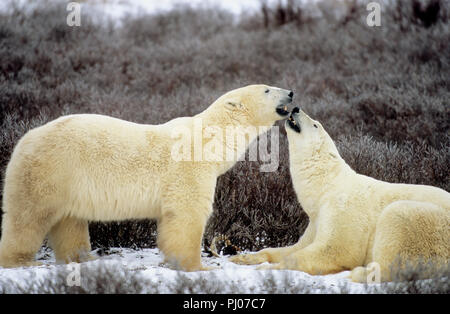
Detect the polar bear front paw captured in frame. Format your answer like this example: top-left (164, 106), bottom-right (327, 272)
top-left (256, 262), bottom-right (282, 270)
top-left (199, 265), bottom-right (220, 271)
top-left (350, 266), bottom-right (368, 283)
top-left (229, 252), bottom-right (270, 265)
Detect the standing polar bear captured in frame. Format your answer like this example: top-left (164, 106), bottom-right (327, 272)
top-left (0, 84), bottom-right (293, 270)
top-left (231, 107), bottom-right (450, 282)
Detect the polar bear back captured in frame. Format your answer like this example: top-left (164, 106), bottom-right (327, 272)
top-left (5, 114), bottom-right (167, 221)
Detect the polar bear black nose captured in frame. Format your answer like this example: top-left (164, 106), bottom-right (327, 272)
top-left (288, 91), bottom-right (294, 98)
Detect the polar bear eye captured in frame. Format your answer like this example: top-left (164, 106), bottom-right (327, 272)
top-left (314, 124), bottom-right (318, 128)
top-left (265, 89), bottom-right (270, 93)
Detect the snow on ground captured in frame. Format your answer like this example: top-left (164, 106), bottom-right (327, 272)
top-left (0, 247), bottom-right (369, 293)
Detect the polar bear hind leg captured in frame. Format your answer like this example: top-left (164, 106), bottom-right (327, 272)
top-left (351, 200), bottom-right (449, 283)
top-left (47, 216), bottom-right (93, 264)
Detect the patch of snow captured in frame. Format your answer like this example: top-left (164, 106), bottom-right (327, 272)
top-left (0, 247), bottom-right (369, 293)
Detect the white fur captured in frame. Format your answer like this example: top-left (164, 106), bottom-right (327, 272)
top-left (0, 84), bottom-right (292, 270)
top-left (231, 109), bottom-right (449, 282)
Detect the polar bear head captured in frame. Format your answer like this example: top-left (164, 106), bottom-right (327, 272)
top-left (209, 84), bottom-right (293, 127)
top-left (285, 107), bottom-right (341, 162)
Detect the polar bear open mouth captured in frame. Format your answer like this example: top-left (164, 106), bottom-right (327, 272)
top-left (276, 104), bottom-right (290, 116)
top-left (287, 107), bottom-right (301, 132)
top-left (275, 93), bottom-right (294, 117)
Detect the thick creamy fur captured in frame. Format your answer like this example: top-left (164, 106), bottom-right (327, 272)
top-left (0, 84), bottom-right (292, 270)
top-left (230, 110), bottom-right (450, 282)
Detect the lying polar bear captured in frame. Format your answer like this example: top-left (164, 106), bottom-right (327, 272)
top-left (231, 107), bottom-right (449, 282)
top-left (0, 84), bottom-right (293, 271)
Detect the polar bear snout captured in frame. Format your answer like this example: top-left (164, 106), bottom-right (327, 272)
top-left (276, 104), bottom-right (290, 116)
top-left (286, 107), bottom-right (301, 133)
top-left (285, 90), bottom-right (294, 104)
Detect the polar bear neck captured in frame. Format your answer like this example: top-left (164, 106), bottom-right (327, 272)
top-left (290, 140), bottom-right (352, 212)
top-left (292, 153), bottom-right (346, 186)
top-left (197, 103), bottom-right (257, 129)
top-left (189, 107), bottom-right (270, 174)
top-left (196, 105), bottom-right (268, 152)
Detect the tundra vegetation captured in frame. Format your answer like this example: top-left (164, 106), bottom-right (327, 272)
top-left (0, 0), bottom-right (448, 293)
